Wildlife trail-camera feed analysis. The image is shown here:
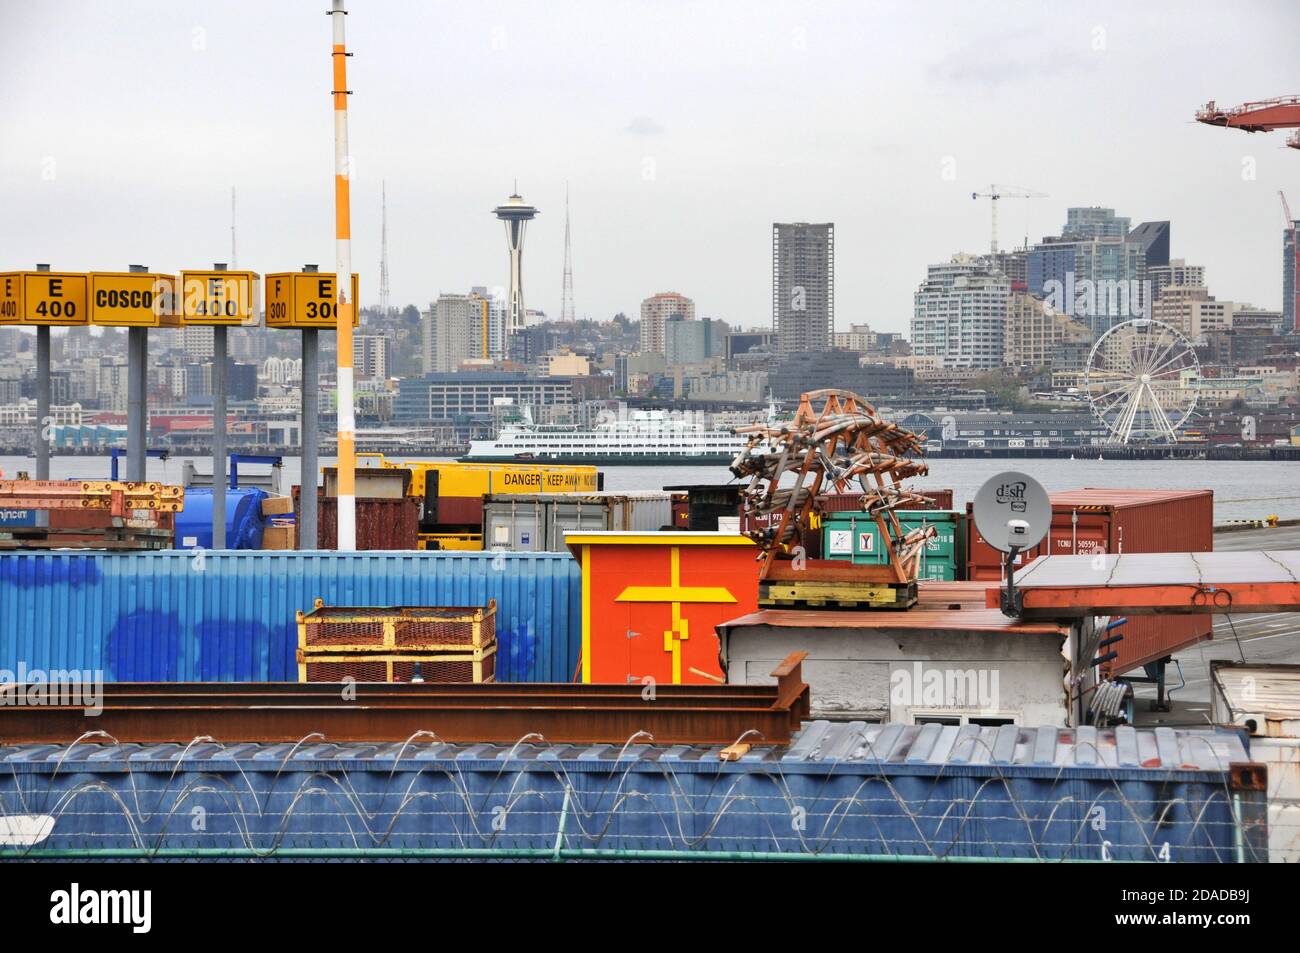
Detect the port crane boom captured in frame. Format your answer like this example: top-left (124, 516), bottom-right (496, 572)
top-left (1196, 96), bottom-right (1300, 149)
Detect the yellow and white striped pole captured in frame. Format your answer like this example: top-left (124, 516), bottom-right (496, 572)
top-left (330, 0), bottom-right (356, 550)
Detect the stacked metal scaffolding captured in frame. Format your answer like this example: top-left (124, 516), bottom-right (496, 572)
top-left (731, 389), bottom-right (934, 583)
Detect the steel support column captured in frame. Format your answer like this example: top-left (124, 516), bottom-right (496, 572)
top-left (300, 328), bottom-right (318, 550)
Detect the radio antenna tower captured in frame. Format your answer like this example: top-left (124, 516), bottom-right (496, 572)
top-left (379, 180), bottom-right (391, 316)
top-left (230, 186), bottom-right (237, 266)
top-left (560, 182), bottom-right (575, 323)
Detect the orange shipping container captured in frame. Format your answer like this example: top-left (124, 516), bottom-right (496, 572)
top-left (966, 488), bottom-right (1214, 675)
top-left (567, 532), bottom-right (758, 685)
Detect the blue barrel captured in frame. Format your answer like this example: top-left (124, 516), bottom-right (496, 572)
top-left (175, 487), bottom-right (269, 550)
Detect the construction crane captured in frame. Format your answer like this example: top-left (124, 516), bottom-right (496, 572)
top-left (1196, 97), bottom-right (1300, 148)
top-left (970, 184), bottom-right (1047, 255)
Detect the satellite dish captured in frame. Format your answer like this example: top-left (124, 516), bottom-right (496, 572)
top-left (972, 471), bottom-right (1051, 553)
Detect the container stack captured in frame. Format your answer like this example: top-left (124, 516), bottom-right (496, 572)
top-left (296, 599), bottom-right (497, 683)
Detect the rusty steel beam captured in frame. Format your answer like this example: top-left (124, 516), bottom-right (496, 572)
top-left (0, 654), bottom-right (811, 747)
top-left (0, 480), bottom-right (184, 513)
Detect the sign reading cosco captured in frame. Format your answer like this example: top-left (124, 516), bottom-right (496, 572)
top-left (179, 270), bottom-right (259, 326)
top-left (0, 272), bottom-right (90, 326)
top-left (88, 272), bottom-right (181, 327)
top-left (264, 272), bottom-right (360, 329)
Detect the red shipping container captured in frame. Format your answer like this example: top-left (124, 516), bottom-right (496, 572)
top-left (292, 488), bottom-right (421, 550)
top-left (966, 488), bottom-right (1214, 675)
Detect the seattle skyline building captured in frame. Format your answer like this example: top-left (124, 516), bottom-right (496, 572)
top-left (492, 187), bottom-right (539, 342)
top-left (772, 222), bottom-right (835, 356)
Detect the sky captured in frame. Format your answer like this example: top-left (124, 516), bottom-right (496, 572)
top-left (2, 0), bottom-right (1299, 335)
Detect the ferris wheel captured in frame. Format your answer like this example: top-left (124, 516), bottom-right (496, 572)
top-left (1085, 318), bottom-right (1199, 444)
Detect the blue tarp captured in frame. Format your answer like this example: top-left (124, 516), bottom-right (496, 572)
top-left (174, 487), bottom-right (268, 550)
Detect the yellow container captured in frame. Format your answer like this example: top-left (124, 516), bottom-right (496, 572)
top-left (417, 532), bottom-right (483, 551)
top-left (375, 457), bottom-right (599, 498)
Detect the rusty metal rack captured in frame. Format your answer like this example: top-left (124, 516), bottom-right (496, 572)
top-left (732, 390), bottom-right (933, 609)
top-left (0, 653), bottom-right (811, 747)
top-left (0, 479), bottom-right (182, 550)
top-left (297, 599), bottom-right (498, 683)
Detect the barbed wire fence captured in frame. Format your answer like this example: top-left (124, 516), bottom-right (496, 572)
top-left (0, 728), bottom-right (1281, 862)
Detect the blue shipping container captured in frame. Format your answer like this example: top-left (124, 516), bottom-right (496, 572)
top-left (0, 550), bottom-right (580, 683)
top-left (0, 724), bottom-right (1264, 862)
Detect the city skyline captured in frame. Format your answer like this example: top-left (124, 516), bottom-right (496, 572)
top-left (2, 2), bottom-right (1299, 333)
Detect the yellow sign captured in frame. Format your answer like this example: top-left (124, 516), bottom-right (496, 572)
top-left (179, 270), bottom-right (260, 326)
top-left (264, 272), bottom-right (360, 329)
top-left (0, 272), bottom-right (90, 326)
top-left (88, 272), bottom-right (181, 327)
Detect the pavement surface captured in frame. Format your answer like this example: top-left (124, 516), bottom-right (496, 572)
top-left (1132, 523), bottom-right (1300, 727)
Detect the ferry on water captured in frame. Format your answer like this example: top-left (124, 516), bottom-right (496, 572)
top-left (461, 407), bottom-right (763, 465)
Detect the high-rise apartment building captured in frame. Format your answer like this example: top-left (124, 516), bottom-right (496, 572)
top-left (1285, 219), bottom-right (1299, 334)
top-left (1003, 292), bottom-right (1091, 371)
top-left (1127, 221), bottom-right (1171, 268)
top-left (180, 325), bottom-right (215, 361)
top-left (1063, 207), bottom-right (1131, 240)
top-left (354, 334), bottom-right (392, 380)
top-left (639, 292), bottom-right (695, 355)
top-left (664, 316), bottom-right (727, 366)
top-left (1071, 238), bottom-right (1148, 336)
top-left (911, 255), bottom-right (1010, 369)
top-left (422, 289), bottom-right (505, 374)
top-left (772, 222), bottom-right (834, 355)
top-left (1148, 259), bottom-right (1206, 301)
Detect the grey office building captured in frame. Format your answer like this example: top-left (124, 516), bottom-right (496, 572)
top-left (773, 222), bottom-right (834, 356)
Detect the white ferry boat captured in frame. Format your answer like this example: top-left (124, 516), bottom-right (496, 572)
top-left (462, 408), bottom-right (761, 465)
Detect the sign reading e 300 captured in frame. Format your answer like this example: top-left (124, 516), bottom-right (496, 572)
top-left (264, 272), bottom-right (360, 329)
top-left (179, 270), bottom-right (260, 326)
top-left (88, 272), bottom-right (181, 327)
top-left (0, 272), bottom-right (90, 325)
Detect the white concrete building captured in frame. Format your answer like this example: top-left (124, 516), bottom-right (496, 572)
top-left (911, 255), bottom-right (1009, 369)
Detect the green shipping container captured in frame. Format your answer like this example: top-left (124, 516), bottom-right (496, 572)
top-left (821, 510), bottom-right (964, 581)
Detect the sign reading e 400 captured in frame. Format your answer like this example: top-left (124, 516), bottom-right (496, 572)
top-left (264, 272), bottom-right (360, 329)
top-left (0, 272), bottom-right (90, 325)
top-left (179, 270), bottom-right (260, 326)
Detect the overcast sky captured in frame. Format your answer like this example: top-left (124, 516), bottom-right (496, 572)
top-left (3, 1), bottom-right (1299, 334)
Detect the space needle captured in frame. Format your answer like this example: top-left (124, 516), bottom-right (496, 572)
top-left (493, 185), bottom-right (539, 340)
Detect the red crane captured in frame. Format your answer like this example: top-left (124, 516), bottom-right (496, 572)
top-left (1196, 96), bottom-right (1300, 135)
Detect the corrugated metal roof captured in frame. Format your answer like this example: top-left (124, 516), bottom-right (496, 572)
top-left (720, 581), bottom-right (1070, 635)
top-left (1016, 549), bottom-right (1300, 587)
top-left (0, 723), bottom-right (1249, 774)
top-left (1212, 662), bottom-right (1300, 738)
top-left (1049, 488), bottom-right (1213, 508)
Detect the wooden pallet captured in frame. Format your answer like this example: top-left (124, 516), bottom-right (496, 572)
top-left (760, 578), bottom-right (918, 610)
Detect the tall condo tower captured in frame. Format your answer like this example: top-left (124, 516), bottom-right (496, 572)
top-left (560, 183), bottom-right (575, 323)
top-left (493, 186), bottom-right (539, 336)
top-left (772, 222), bottom-right (835, 356)
top-left (379, 180), bottom-right (391, 316)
